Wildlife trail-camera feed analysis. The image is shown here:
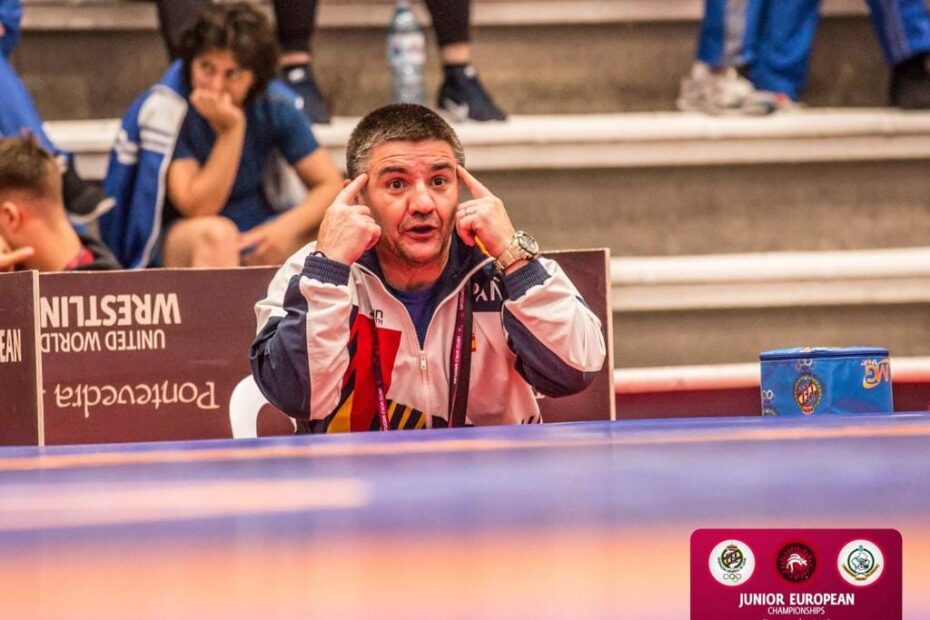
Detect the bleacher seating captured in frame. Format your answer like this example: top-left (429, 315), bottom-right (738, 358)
top-left (17, 0), bottom-right (889, 121)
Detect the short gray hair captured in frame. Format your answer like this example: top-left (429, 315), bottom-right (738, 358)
top-left (346, 104), bottom-right (465, 178)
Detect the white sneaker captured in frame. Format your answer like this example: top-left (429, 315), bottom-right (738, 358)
top-left (676, 62), bottom-right (780, 116)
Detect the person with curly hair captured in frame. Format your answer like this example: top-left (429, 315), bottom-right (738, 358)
top-left (102, 3), bottom-right (342, 268)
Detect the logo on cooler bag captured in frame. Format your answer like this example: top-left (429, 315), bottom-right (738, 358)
top-left (861, 358), bottom-right (891, 389)
top-left (793, 374), bottom-right (823, 415)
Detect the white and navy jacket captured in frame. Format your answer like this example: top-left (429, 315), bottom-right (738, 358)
top-left (250, 237), bottom-right (606, 433)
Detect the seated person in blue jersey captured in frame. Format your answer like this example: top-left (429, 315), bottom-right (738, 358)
top-left (163, 2), bottom-right (342, 267)
top-left (250, 104), bottom-right (606, 433)
top-left (102, 3), bottom-right (342, 269)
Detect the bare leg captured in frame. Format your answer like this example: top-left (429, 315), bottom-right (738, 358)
top-left (163, 217), bottom-right (241, 268)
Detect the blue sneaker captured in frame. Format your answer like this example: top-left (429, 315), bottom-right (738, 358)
top-left (282, 63), bottom-right (331, 124)
top-left (438, 65), bottom-right (507, 122)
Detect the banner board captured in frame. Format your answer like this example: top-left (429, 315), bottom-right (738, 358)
top-left (538, 249), bottom-right (614, 422)
top-left (38, 268), bottom-right (281, 445)
top-left (0, 270), bottom-right (43, 446)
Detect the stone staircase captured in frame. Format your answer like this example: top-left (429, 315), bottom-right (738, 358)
top-left (48, 110), bottom-right (930, 259)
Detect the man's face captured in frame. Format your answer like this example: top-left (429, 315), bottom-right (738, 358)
top-left (190, 49), bottom-right (255, 106)
top-left (362, 140), bottom-right (459, 269)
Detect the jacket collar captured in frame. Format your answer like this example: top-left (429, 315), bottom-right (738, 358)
top-left (356, 235), bottom-right (490, 301)
top-left (159, 60), bottom-right (190, 97)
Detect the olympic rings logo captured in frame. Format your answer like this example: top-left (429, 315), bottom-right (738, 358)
top-left (796, 359), bottom-right (815, 369)
top-left (722, 572), bottom-right (743, 582)
top-left (761, 389), bottom-right (774, 402)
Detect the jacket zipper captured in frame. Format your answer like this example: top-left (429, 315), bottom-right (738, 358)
top-left (355, 258), bottom-right (493, 425)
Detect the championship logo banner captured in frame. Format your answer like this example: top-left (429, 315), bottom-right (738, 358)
top-left (691, 529), bottom-right (901, 620)
top-left (0, 271), bottom-right (43, 446)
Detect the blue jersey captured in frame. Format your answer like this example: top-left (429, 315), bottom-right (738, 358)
top-left (169, 93), bottom-right (319, 232)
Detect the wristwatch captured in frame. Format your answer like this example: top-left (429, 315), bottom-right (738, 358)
top-left (494, 231), bottom-right (540, 272)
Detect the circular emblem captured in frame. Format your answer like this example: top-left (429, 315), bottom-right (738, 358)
top-left (838, 539), bottom-right (884, 586)
top-left (793, 374), bottom-right (823, 415)
top-left (708, 539), bottom-right (755, 586)
top-left (777, 543), bottom-right (816, 582)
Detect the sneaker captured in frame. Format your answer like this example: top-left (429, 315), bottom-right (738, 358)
top-left (282, 63), bottom-right (331, 124)
top-left (676, 62), bottom-right (780, 116)
top-left (890, 53), bottom-right (930, 109)
top-left (61, 165), bottom-right (115, 224)
top-left (437, 65), bottom-right (507, 122)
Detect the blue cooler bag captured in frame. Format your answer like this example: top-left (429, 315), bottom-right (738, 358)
top-left (759, 347), bottom-right (893, 416)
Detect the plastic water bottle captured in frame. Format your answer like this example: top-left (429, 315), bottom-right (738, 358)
top-left (387, 0), bottom-right (427, 105)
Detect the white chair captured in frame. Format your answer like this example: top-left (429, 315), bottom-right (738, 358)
top-left (228, 375), bottom-right (295, 438)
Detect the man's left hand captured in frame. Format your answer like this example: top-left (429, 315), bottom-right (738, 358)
top-left (455, 166), bottom-right (516, 257)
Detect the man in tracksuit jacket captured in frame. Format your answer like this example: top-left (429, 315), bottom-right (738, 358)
top-left (250, 104), bottom-right (606, 433)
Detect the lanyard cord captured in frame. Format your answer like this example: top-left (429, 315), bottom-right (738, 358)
top-left (370, 280), bottom-right (473, 431)
top-left (447, 280), bottom-right (473, 428)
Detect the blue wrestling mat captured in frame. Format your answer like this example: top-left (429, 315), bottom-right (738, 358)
top-left (1, 414), bottom-right (928, 618)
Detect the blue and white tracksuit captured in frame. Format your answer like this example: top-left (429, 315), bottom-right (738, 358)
top-left (697, 0), bottom-right (930, 99)
top-left (100, 61), bottom-right (189, 269)
top-left (250, 238), bottom-right (607, 433)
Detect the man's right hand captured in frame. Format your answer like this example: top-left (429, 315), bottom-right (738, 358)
top-left (314, 174), bottom-right (380, 265)
top-left (0, 247), bottom-right (35, 272)
top-left (189, 89), bottom-right (245, 133)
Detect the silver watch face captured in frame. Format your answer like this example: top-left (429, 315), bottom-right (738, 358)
top-left (514, 231), bottom-right (539, 256)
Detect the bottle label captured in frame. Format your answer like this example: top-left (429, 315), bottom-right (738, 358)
top-left (388, 32), bottom-right (426, 66)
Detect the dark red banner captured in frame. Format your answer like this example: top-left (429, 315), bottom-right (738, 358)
top-left (38, 267), bottom-right (281, 445)
top-left (692, 528), bottom-right (902, 620)
top-left (538, 249), bottom-right (614, 422)
top-left (0, 271), bottom-right (42, 446)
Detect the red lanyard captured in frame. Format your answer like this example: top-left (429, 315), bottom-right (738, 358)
top-left (64, 246), bottom-right (94, 271)
top-left (370, 281), bottom-right (472, 431)
top-left (446, 281), bottom-right (473, 428)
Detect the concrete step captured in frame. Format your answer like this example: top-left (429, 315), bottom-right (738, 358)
top-left (610, 247), bottom-right (930, 367)
top-left (13, 0), bottom-right (890, 121)
top-left (47, 109), bottom-right (930, 257)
